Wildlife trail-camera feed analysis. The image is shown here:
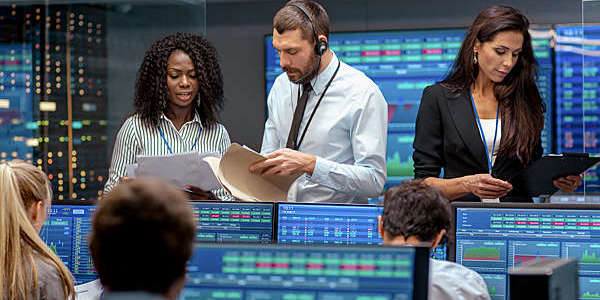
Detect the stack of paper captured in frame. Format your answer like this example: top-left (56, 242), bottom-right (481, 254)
top-left (131, 151), bottom-right (222, 191)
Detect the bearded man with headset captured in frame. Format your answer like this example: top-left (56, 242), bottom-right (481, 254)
top-left (250, 0), bottom-right (388, 204)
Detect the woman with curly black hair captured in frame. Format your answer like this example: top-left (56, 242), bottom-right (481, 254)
top-left (104, 32), bottom-right (232, 200)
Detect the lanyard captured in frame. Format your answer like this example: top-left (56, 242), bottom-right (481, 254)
top-left (292, 60), bottom-right (341, 150)
top-left (157, 125), bottom-right (201, 154)
top-left (469, 90), bottom-right (500, 174)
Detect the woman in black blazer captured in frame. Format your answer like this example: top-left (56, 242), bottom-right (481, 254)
top-left (413, 5), bottom-right (581, 202)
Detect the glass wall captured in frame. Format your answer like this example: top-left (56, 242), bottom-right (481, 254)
top-left (550, 0), bottom-right (600, 202)
top-left (582, 1), bottom-right (600, 201)
top-left (0, 0), bottom-right (206, 201)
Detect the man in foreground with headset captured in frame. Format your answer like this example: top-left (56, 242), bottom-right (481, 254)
top-left (250, 0), bottom-right (388, 204)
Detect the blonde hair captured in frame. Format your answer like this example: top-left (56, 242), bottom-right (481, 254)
top-left (0, 160), bottom-right (74, 299)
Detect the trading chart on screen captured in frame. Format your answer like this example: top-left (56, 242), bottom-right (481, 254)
top-left (453, 205), bottom-right (600, 300)
top-left (40, 204), bottom-right (98, 284)
top-left (181, 243), bottom-right (426, 300)
top-left (555, 25), bottom-right (600, 193)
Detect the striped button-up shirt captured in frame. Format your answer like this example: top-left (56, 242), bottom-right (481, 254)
top-left (103, 112), bottom-right (232, 200)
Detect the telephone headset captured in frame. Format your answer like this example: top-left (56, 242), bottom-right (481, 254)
top-left (289, 3), bottom-right (328, 56)
top-left (285, 2), bottom-right (340, 151)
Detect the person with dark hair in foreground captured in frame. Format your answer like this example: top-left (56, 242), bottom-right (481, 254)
top-left (90, 178), bottom-right (196, 300)
top-left (378, 180), bottom-right (491, 300)
top-left (103, 32), bottom-right (232, 200)
top-left (250, 0), bottom-right (387, 204)
top-left (413, 5), bottom-right (581, 202)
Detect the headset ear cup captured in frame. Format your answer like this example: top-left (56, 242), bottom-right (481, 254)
top-left (317, 40), bottom-right (328, 56)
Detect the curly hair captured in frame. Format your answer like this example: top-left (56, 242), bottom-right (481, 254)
top-left (134, 32), bottom-right (224, 128)
top-left (382, 180), bottom-right (451, 243)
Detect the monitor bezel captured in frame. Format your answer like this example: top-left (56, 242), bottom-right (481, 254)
top-left (448, 202), bottom-right (600, 262)
top-left (51, 200), bottom-right (97, 206)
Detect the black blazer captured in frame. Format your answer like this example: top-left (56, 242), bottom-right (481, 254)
top-left (412, 83), bottom-right (542, 202)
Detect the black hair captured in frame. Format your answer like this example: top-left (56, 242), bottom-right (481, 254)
top-left (89, 178), bottom-right (195, 294)
top-left (134, 32), bottom-right (224, 128)
top-left (382, 180), bottom-right (451, 243)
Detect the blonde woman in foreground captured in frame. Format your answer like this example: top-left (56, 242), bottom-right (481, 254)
top-left (0, 160), bottom-right (74, 299)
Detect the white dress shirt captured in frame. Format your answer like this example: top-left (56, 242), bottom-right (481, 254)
top-left (478, 118), bottom-right (502, 203)
top-left (429, 259), bottom-right (491, 300)
top-left (261, 52), bottom-right (387, 204)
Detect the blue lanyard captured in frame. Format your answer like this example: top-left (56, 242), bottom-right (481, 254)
top-left (469, 90), bottom-right (500, 174)
top-left (158, 125), bottom-right (202, 154)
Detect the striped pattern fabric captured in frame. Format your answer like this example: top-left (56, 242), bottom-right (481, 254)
top-left (103, 113), bottom-right (233, 200)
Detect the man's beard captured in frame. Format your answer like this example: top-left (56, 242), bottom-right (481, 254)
top-left (285, 54), bottom-right (321, 85)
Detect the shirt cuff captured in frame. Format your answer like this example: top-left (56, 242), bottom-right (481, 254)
top-left (306, 156), bottom-right (335, 184)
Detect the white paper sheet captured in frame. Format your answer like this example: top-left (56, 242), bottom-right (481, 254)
top-left (75, 279), bottom-right (102, 300)
top-left (125, 163), bottom-right (137, 178)
top-left (134, 151), bottom-right (221, 191)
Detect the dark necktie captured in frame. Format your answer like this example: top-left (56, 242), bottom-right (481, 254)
top-left (286, 82), bottom-right (312, 150)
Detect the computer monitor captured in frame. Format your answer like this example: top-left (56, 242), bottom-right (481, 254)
top-left (265, 27), bottom-right (553, 189)
top-left (40, 201), bottom-right (275, 285)
top-left (555, 24), bottom-right (600, 194)
top-left (0, 43), bottom-right (34, 162)
top-left (276, 202), bottom-right (447, 260)
top-left (189, 201), bottom-right (275, 243)
top-left (40, 201), bottom-right (98, 285)
top-left (448, 202), bottom-right (600, 300)
top-left (181, 243), bottom-right (430, 300)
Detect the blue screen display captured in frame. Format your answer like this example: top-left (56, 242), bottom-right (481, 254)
top-left (530, 28), bottom-right (554, 157)
top-left (190, 202), bottom-right (274, 243)
top-left (454, 206), bottom-right (600, 300)
top-left (265, 28), bottom-right (554, 188)
top-left (40, 204), bottom-right (98, 285)
top-left (0, 44), bottom-right (34, 163)
top-left (181, 243), bottom-right (421, 300)
top-left (277, 203), bottom-right (446, 260)
top-left (555, 25), bottom-right (600, 193)
top-left (40, 202), bottom-right (275, 285)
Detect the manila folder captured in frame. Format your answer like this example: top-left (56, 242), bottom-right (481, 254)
top-left (203, 143), bottom-right (301, 202)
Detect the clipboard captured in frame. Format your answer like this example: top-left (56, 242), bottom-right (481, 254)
top-left (509, 153), bottom-right (600, 197)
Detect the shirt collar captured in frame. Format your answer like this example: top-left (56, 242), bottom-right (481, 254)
top-left (160, 111), bottom-right (204, 128)
top-left (309, 51), bottom-right (340, 96)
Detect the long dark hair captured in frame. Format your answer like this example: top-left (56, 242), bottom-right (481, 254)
top-left (442, 5), bottom-right (544, 164)
top-left (134, 32), bottom-right (224, 129)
